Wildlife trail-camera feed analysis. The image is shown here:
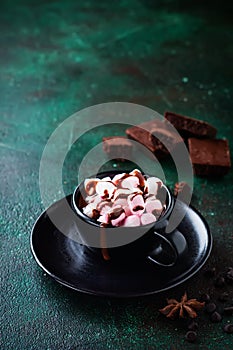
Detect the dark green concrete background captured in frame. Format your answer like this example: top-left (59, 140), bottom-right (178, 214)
top-left (0, 1), bottom-right (233, 349)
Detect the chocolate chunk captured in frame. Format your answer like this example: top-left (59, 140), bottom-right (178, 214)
top-left (218, 292), bottom-right (229, 302)
top-left (126, 123), bottom-right (156, 154)
top-left (214, 276), bottom-right (226, 288)
top-left (102, 136), bottom-right (132, 161)
top-left (188, 138), bottom-right (231, 177)
top-left (185, 331), bottom-right (197, 343)
top-left (223, 324), bottom-right (233, 334)
top-left (210, 311), bottom-right (222, 323)
top-left (126, 120), bottom-right (183, 158)
top-left (188, 321), bottom-right (199, 331)
top-left (224, 307), bottom-right (233, 315)
top-left (149, 123), bottom-right (182, 152)
top-left (205, 302), bottom-right (216, 314)
top-left (165, 111), bottom-right (217, 139)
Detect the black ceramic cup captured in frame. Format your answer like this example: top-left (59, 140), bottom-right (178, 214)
top-left (72, 170), bottom-right (187, 266)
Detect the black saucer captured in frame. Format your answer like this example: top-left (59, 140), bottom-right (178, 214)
top-left (30, 195), bottom-right (212, 297)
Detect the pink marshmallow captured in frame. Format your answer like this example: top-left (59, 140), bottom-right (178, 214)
top-left (97, 200), bottom-right (112, 211)
top-left (84, 178), bottom-right (98, 196)
top-left (123, 205), bottom-right (132, 217)
top-left (130, 169), bottom-right (145, 187)
top-left (112, 173), bottom-right (126, 185)
top-left (113, 198), bottom-right (128, 207)
top-left (101, 176), bottom-right (111, 181)
top-left (112, 188), bottom-right (134, 201)
top-left (91, 195), bottom-right (103, 207)
top-left (112, 198), bottom-right (132, 217)
top-left (141, 213), bottom-right (156, 225)
top-left (96, 181), bottom-right (116, 199)
top-left (100, 205), bottom-right (112, 215)
top-left (98, 213), bottom-right (109, 224)
top-left (122, 215), bottom-right (141, 227)
top-left (111, 212), bottom-right (126, 226)
top-left (128, 193), bottom-right (145, 216)
top-left (83, 203), bottom-right (96, 218)
top-left (145, 199), bottom-right (163, 214)
top-left (145, 177), bottom-right (159, 196)
top-left (121, 176), bottom-right (139, 190)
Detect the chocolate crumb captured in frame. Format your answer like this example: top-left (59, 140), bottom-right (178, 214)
top-left (204, 267), bottom-right (216, 278)
top-left (223, 324), bottom-right (233, 334)
top-left (210, 311), bottom-right (222, 323)
top-left (225, 267), bottom-right (233, 284)
top-left (200, 293), bottom-right (211, 303)
top-left (214, 276), bottom-right (226, 288)
top-left (218, 292), bottom-right (229, 302)
top-left (224, 307), bottom-right (233, 316)
top-left (205, 303), bottom-right (217, 314)
top-left (173, 181), bottom-right (191, 198)
top-left (187, 320), bottom-right (199, 331)
top-left (185, 331), bottom-right (197, 343)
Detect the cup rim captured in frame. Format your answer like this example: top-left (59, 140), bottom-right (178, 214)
top-left (72, 170), bottom-right (173, 230)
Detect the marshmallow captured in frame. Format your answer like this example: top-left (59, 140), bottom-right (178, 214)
top-left (83, 203), bottom-right (99, 219)
top-left (128, 193), bottom-right (145, 216)
top-left (129, 169), bottom-right (145, 187)
top-left (96, 181), bottom-right (116, 199)
top-left (145, 199), bottom-right (163, 214)
top-left (121, 176), bottom-right (140, 190)
top-left (111, 212), bottom-right (126, 226)
top-left (82, 169), bottom-right (165, 227)
top-left (112, 173), bottom-right (126, 185)
top-left (123, 215), bottom-right (141, 227)
top-left (84, 178), bottom-right (98, 196)
top-left (145, 178), bottom-right (158, 196)
top-left (140, 213), bottom-right (156, 225)
top-left (98, 213), bottom-right (109, 224)
top-left (112, 188), bottom-right (134, 201)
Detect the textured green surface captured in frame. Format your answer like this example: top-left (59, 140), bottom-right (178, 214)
top-left (0, 1), bottom-right (233, 349)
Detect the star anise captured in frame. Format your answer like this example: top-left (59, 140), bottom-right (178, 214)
top-left (159, 292), bottom-right (205, 319)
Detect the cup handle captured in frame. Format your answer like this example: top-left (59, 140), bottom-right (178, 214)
top-left (147, 229), bottom-right (187, 267)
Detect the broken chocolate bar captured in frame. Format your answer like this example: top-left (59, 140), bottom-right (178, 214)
top-left (188, 138), bottom-right (231, 176)
top-left (102, 136), bottom-right (132, 161)
top-left (126, 120), bottom-right (182, 158)
top-left (165, 111), bottom-right (217, 139)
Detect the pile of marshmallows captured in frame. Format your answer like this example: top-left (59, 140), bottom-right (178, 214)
top-left (82, 169), bottom-right (166, 227)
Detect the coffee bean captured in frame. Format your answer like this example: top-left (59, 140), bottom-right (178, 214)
top-left (214, 276), bottom-right (225, 288)
top-left (226, 267), bottom-right (233, 284)
top-left (210, 311), bottom-right (222, 323)
top-left (223, 324), bottom-right (233, 334)
top-left (185, 331), bottom-right (197, 343)
top-left (200, 293), bottom-right (211, 303)
top-left (204, 267), bottom-right (216, 277)
top-left (188, 321), bottom-right (198, 331)
top-left (224, 307), bottom-right (233, 315)
top-left (205, 302), bottom-right (216, 314)
top-left (218, 292), bottom-right (229, 302)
